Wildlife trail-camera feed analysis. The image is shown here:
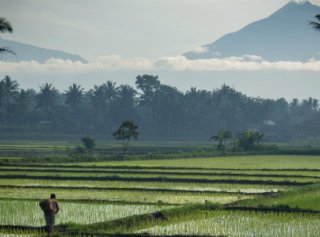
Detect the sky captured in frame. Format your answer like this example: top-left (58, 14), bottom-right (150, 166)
top-left (0, 0), bottom-right (320, 99)
top-left (2, 0), bottom-right (319, 60)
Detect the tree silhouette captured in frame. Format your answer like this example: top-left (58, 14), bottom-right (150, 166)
top-left (65, 83), bottom-right (84, 112)
top-left (254, 131), bottom-right (264, 145)
top-left (309, 14), bottom-right (320, 31)
top-left (209, 130), bottom-right (232, 153)
top-left (0, 76), bottom-right (19, 123)
top-left (81, 135), bottom-right (96, 152)
top-left (16, 89), bottom-right (35, 123)
top-left (238, 130), bottom-right (265, 151)
top-left (0, 17), bottom-right (15, 56)
top-left (36, 83), bottom-right (58, 116)
top-left (113, 121), bottom-right (139, 157)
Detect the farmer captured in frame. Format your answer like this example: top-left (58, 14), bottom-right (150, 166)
top-left (40, 193), bottom-right (59, 236)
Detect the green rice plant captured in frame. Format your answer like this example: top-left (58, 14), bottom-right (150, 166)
top-left (0, 188), bottom-right (254, 205)
top-left (0, 233), bottom-right (34, 237)
top-left (1, 169), bottom-right (319, 183)
top-left (237, 183), bottom-right (320, 211)
top-left (76, 155), bottom-right (320, 169)
top-left (137, 210), bottom-right (320, 237)
top-left (0, 200), bottom-right (170, 226)
top-left (0, 178), bottom-right (290, 194)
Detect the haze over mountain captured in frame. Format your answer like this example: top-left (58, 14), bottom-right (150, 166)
top-left (185, 1), bottom-right (320, 61)
top-left (0, 0), bottom-right (319, 100)
top-left (0, 37), bottom-right (87, 63)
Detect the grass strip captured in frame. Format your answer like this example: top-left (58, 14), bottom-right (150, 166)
top-left (234, 183), bottom-right (320, 211)
top-left (1, 168), bottom-right (318, 179)
top-left (1, 201), bottom-right (319, 236)
top-left (0, 224), bottom-right (221, 237)
top-left (3, 163), bottom-right (320, 172)
top-left (67, 203), bottom-right (223, 234)
top-left (0, 184), bottom-right (266, 195)
top-left (0, 197), bottom-right (178, 206)
top-left (0, 174), bottom-right (313, 186)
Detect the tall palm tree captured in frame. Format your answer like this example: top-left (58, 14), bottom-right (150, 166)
top-left (89, 81), bottom-right (118, 116)
top-left (65, 83), bottom-right (84, 112)
top-left (0, 76), bottom-right (19, 122)
top-left (0, 17), bottom-right (15, 56)
top-left (0, 17), bottom-right (13, 33)
top-left (104, 81), bottom-right (119, 102)
top-left (310, 14), bottom-right (320, 31)
top-left (15, 89), bottom-right (35, 124)
top-left (17, 89), bottom-right (33, 112)
top-left (37, 83), bottom-right (58, 114)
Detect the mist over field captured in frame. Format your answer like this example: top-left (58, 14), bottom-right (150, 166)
top-left (1, 1), bottom-right (320, 237)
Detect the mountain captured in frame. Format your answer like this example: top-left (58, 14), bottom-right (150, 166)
top-left (185, 1), bottom-right (320, 61)
top-left (0, 38), bottom-right (87, 63)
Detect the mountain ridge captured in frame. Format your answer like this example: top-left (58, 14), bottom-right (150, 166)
top-left (185, 1), bottom-right (320, 61)
top-left (0, 37), bottom-right (87, 63)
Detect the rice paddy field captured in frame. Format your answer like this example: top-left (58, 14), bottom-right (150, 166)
top-left (0, 142), bottom-right (319, 236)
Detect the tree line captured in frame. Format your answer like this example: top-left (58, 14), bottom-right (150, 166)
top-left (0, 74), bottom-right (319, 142)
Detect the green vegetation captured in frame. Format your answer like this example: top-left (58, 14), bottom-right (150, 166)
top-left (236, 183), bottom-right (320, 211)
top-left (80, 136), bottom-right (96, 152)
top-left (0, 17), bottom-right (15, 55)
top-left (310, 14), bottom-right (320, 31)
top-left (83, 155), bottom-right (320, 169)
top-left (0, 200), bottom-right (170, 226)
top-left (137, 210), bottom-right (320, 237)
top-left (209, 130), bottom-right (232, 153)
top-left (0, 142), bottom-right (319, 236)
top-left (113, 121), bottom-right (139, 157)
top-left (0, 74), bottom-right (320, 143)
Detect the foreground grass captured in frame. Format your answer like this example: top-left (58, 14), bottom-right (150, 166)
top-left (65, 184), bottom-right (320, 235)
top-left (235, 183), bottom-right (320, 211)
top-left (137, 210), bottom-right (320, 237)
top-left (0, 187), bottom-right (249, 205)
top-left (67, 203), bottom-right (223, 234)
top-left (2, 183), bottom-right (319, 236)
top-left (0, 200), bottom-right (171, 226)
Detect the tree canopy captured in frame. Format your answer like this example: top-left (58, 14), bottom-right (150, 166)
top-left (0, 75), bottom-right (319, 142)
top-left (0, 17), bottom-right (15, 56)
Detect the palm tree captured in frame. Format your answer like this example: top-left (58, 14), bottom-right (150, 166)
top-left (15, 89), bottom-right (35, 123)
top-left (0, 17), bottom-right (13, 33)
top-left (312, 98), bottom-right (319, 112)
top-left (238, 130), bottom-right (257, 151)
top-left (209, 130), bottom-right (232, 152)
top-left (0, 76), bottom-right (19, 122)
top-left (65, 83), bottom-right (84, 112)
top-left (37, 83), bottom-right (58, 114)
top-left (104, 81), bottom-right (119, 102)
top-left (0, 17), bottom-right (15, 56)
top-left (310, 14), bottom-right (320, 31)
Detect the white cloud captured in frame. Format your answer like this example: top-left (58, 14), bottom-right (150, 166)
top-left (1, 55), bottom-right (320, 73)
top-left (290, 0), bottom-right (307, 4)
top-left (190, 46), bottom-right (209, 54)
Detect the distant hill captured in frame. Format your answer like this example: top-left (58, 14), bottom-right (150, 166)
top-left (0, 38), bottom-right (87, 63)
top-left (185, 1), bottom-right (320, 61)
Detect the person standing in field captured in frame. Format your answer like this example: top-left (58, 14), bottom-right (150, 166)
top-left (39, 193), bottom-right (59, 236)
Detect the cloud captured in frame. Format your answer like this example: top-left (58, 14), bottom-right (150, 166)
top-left (290, 0), bottom-right (307, 4)
top-left (190, 46), bottom-right (209, 54)
top-left (1, 55), bottom-right (320, 73)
